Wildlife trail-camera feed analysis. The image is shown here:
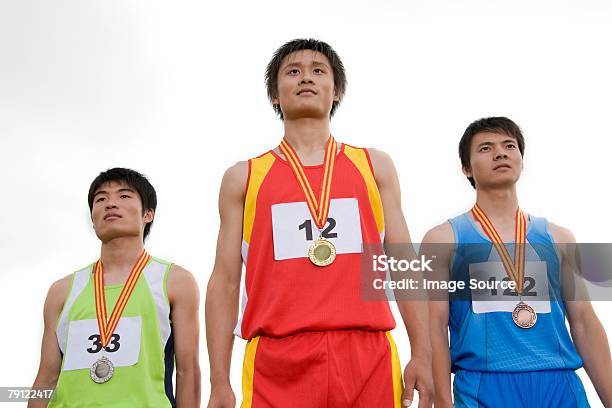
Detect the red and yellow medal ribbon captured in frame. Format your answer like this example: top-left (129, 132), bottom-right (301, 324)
top-left (471, 204), bottom-right (527, 293)
top-left (279, 135), bottom-right (337, 230)
top-left (94, 250), bottom-right (150, 347)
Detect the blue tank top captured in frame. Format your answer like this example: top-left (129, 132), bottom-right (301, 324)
top-left (448, 212), bottom-right (583, 372)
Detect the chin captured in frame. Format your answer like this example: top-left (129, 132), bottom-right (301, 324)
top-left (483, 179), bottom-right (517, 189)
top-left (96, 228), bottom-right (140, 242)
top-left (283, 105), bottom-right (329, 120)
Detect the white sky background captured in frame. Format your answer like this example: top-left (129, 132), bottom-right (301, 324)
top-left (1, 0), bottom-right (611, 405)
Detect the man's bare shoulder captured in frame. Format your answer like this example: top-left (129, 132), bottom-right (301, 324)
top-left (223, 161), bottom-right (248, 185)
top-left (366, 147), bottom-right (391, 160)
top-left (169, 264), bottom-right (198, 285)
top-left (365, 148), bottom-right (397, 186)
top-left (547, 222), bottom-right (576, 244)
top-left (45, 274), bottom-right (72, 317)
top-left (423, 222), bottom-right (455, 244)
top-left (220, 161), bottom-right (249, 199)
top-left (167, 264), bottom-right (199, 304)
top-left (547, 222), bottom-right (577, 262)
top-left (49, 274), bottom-right (71, 301)
top-left (421, 222), bottom-right (455, 266)
top-left (366, 147), bottom-right (393, 171)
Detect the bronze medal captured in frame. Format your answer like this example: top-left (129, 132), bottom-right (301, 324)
top-left (308, 236), bottom-right (337, 266)
top-left (512, 301), bottom-right (537, 329)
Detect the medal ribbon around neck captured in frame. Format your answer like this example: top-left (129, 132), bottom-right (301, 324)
top-left (471, 204), bottom-right (527, 293)
top-left (279, 135), bottom-right (337, 230)
top-left (94, 250), bottom-right (150, 347)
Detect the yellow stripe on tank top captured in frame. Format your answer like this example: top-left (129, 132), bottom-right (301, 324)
top-left (343, 146), bottom-right (385, 235)
top-left (241, 336), bottom-right (260, 408)
top-left (243, 153), bottom-right (276, 245)
top-left (385, 331), bottom-right (403, 408)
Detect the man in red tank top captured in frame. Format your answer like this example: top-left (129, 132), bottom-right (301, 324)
top-left (206, 39), bottom-right (433, 408)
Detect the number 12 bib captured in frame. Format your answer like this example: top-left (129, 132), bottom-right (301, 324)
top-left (271, 198), bottom-right (363, 261)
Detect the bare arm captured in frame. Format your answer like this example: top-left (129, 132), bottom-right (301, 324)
top-left (369, 148), bottom-right (433, 408)
top-left (206, 162), bottom-right (248, 408)
top-left (550, 224), bottom-right (612, 407)
top-left (567, 301), bottom-right (612, 406)
top-left (168, 264), bottom-right (201, 408)
top-left (421, 223), bottom-right (455, 408)
top-left (28, 276), bottom-right (70, 408)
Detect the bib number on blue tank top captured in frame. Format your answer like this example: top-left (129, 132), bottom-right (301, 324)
top-left (271, 198), bottom-right (362, 261)
top-left (469, 261), bottom-right (551, 314)
top-left (62, 316), bottom-right (142, 371)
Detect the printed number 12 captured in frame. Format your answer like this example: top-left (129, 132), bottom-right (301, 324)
top-left (298, 218), bottom-right (338, 240)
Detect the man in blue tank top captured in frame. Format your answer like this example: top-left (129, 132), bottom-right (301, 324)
top-left (426, 117), bottom-right (612, 407)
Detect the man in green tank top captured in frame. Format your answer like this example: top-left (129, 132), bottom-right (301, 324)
top-left (29, 168), bottom-right (201, 408)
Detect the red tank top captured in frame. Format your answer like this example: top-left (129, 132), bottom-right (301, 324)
top-left (234, 143), bottom-right (395, 339)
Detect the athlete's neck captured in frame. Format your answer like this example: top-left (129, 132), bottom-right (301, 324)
top-left (475, 186), bottom-right (520, 221)
top-left (283, 118), bottom-right (331, 152)
top-left (99, 237), bottom-right (145, 277)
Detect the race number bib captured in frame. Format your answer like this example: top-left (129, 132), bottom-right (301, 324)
top-left (62, 316), bottom-right (142, 371)
top-left (271, 198), bottom-right (362, 261)
top-left (469, 261), bottom-right (551, 314)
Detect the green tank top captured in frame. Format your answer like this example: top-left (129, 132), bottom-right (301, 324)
top-left (50, 257), bottom-right (175, 408)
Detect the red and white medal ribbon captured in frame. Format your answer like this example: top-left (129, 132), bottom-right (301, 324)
top-left (471, 205), bottom-right (527, 294)
top-left (279, 135), bottom-right (337, 230)
top-left (94, 250), bottom-right (150, 347)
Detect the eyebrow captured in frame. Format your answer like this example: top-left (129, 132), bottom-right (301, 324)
top-left (477, 139), bottom-right (517, 147)
top-left (281, 60), bottom-right (330, 70)
top-left (93, 187), bottom-right (136, 197)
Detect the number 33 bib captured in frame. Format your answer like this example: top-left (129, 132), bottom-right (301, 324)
top-left (62, 316), bottom-right (142, 371)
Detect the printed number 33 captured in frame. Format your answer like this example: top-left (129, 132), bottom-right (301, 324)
top-left (87, 334), bottom-right (121, 353)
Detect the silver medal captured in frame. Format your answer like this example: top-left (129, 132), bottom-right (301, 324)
top-left (90, 356), bottom-right (114, 383)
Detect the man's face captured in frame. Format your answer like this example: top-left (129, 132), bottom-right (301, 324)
top-left (463, 131), bottom-right (523, 189)
top-left (273, 49), bottom-right (339, 120)
top-left (91, 181), bottom-right (153, 243)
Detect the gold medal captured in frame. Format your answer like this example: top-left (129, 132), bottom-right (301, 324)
top-left (512, 301), bottom-right (537, 329)
top-left (308, 236), bottom-right (337, 266)
top-left (90, 356), bottom-right (114, 384)
top-left (280, 136), bottom-right (338, 267)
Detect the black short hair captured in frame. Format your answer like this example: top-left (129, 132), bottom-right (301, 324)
top-left (459, 117), bottom-right (525, 188)
top-left (265, 38), bottom-right (347, 120)
top-left (88, 168), bottom-right (157, 239)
